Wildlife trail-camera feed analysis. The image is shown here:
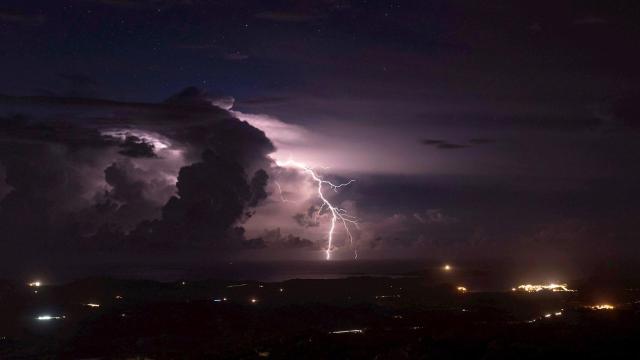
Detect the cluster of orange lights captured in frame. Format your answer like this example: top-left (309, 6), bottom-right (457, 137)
top-left (512, 283), bottom-right (575, 293)
top-left (589, 304), bottom-right (615, 310)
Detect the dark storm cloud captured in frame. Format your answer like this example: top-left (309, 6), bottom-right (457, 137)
top-left (248, 169), bottom-right (269, 207)
top-left (281, 235), bottom-right (315, 249)
top-left (118, 136), bottom-right (157, 158)
top-left (130, 148), bottom-right (267, 247)
top-left (91, 159), bottom-right (167, 231)
top-left (104, 161), bottom-right (148, 204)
top-left (1, 90), bottom-right (274, 162)
top-left (0, 135), bottom-right (102, 247)
top-left (292, 205), bottom-right (321, 228)
top-left (0, 87), bottom-right (274, 255)
top-left (249, 228), bottom-right (317, 249)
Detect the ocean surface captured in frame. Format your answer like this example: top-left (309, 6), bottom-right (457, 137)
top-left (2, 254), bottom-right (604, 292)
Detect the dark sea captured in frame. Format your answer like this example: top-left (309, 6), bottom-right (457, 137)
top-left (2, 252), bottom-right (606, 292)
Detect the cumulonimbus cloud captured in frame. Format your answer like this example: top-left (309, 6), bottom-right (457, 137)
top-left (0, 88), bottom-right (275, 255)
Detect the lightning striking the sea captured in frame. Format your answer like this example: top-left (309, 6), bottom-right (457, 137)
top-left (276, 159), bottom-right (358, 260)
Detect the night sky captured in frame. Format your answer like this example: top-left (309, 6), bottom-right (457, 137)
top-left (1, 1), bottom-right (640, 276)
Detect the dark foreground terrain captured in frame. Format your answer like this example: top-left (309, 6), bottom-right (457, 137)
top-left (1, 274), bottom-right (640, 359)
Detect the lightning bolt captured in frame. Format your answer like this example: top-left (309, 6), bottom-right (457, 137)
top-left (276, 159), bottom-right (358, 260)
top-left (274, 181), bottom-right (289, 202)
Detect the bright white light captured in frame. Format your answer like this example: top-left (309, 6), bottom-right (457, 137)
top-left (36, 315), bottom-right (65, 321)
top-left (457, 286), bottom-right (468, 293)
top-left (85, 303), bottom-right (100, 308)
top-left (330, 329), bottom-right (364, 334)
top-left (250, 298), bottom-right (258, 304)
top-left (375, 295), bottom-right (400, 299)
top-left (28, 281), bottom-right (41, 287)
top-left (443, 264), bottom-right (452, 271)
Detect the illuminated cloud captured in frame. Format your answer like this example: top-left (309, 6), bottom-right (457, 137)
top-left (232, 110), bottom-right (310, 157)
top-left (0, 88), bottom-right (274, 254)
